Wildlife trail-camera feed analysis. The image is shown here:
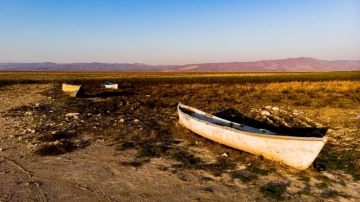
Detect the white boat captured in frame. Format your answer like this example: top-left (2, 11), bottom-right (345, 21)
top-left (177, 103), bottom-right (327, 170)
top-left (104, 81), bottom-right (118, 89)
top-left (62, 84), bottom-right (81, 97)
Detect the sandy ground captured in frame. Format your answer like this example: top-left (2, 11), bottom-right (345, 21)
top-left (0, 84), bottom-right (359, 202)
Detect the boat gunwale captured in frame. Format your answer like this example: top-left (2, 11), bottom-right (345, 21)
top-left (178, 102), bottom-right (327, 142)
top-left (62, 83), bottom-right (81, 89)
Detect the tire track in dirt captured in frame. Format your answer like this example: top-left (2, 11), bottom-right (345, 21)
top-left (34, 174), bottom-right (112, 201)
top-left (88, 174), bottom-right (113, 202)
top-left (62, 150), bottom-right (155, 201)
top-left (4, 157), bottom-right (47, 202)
top-left (71, 152), bottom-right (132, 201)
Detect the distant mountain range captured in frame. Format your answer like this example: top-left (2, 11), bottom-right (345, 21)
top-left (1, 57), bottom-right (359, 72)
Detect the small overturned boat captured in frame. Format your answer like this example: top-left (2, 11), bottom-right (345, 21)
top-left (62, 84), bottom-right (81, 97)
top-left (104, 81), bottom-right (118, 90)
top-left (177, 103), bottom-right (327, 170)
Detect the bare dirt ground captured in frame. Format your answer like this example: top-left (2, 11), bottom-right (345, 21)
top-left (1, 83), bottom-right (359, 202)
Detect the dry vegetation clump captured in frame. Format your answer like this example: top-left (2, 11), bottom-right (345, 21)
top-left (231, 170), bottom-right (259, 183)
top-left (260, 181), bottom-right (291, 201)
top-left (321, 188), bottom-right (350, 198)
top-left (4, 74), bottom-right (360, 200)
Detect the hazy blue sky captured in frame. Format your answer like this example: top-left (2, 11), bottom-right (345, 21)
top-left (0, 0), bottom-right (359, 64)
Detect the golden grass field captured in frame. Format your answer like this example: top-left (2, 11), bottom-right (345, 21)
top-left (0, 71), bottom-right (359, 84)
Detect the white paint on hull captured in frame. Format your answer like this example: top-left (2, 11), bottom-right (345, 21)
top-left (177, 103), bottom-right (327, 170)
top-left (105, 84), bottom-right (118, 89)
top-left (62, 84), bottom-right (81, 97)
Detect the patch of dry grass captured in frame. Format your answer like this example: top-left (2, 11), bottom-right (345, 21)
top-left (1, 71), bottom-right (359, 86)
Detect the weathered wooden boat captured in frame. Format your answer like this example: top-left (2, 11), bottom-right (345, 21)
top-left (62, 84), bottom-right (81, 97)
top-left (177, 103), bottom-right (327, 170)
top-left (104, 81), bottom-right (118, 89)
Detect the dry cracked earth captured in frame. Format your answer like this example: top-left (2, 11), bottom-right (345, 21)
top-left (0, 83), bottom-right (359, 202)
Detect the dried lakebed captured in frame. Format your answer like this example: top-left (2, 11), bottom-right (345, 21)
top-left (0, 83), bottom-right (359, 201)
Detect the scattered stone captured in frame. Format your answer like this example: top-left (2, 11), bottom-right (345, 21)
top-left (65, 113), bottom-right (80, 119)
top-left (265, 106), bottom-right (272, 110)
top-left (237, 164), bottom-right (247, 170)
top-left (96, 139), bottom-right (105, 143)
top-left (134, 119), bottom-right (139, 123)
top-left (261, 110), bottom-right (270, 116)
top-left (25, 111), bottom-right (33, 116)
top-left (146, 95), bottom-right (151, 97)
top-left (221, 153), bottom-right (228, 157)
top-left (0, 148), bottom-right (2, 151)
top-left (356, 114), bottom-right (360, 119)
top-left (202, 186), bottom-right (215, 193)
top-left (9, 135), bottom-right (15, 138)
top-left (119, 118), bottom-right (125, 123)
top-left (272, 107), bottom-right (279, 111)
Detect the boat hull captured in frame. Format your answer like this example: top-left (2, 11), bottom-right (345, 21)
top-left (62, 84), bottom-right (81, 97)
top-left (177, 103), bottom-right (327, 170)
top-left (105, 84), bottom-right (118, 89)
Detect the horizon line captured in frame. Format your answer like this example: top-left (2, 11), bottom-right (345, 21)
top-left (1, 57), bottom-right (360, 65)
